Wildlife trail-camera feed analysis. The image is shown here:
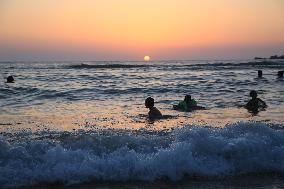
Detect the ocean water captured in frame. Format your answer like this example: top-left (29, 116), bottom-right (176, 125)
top-left (0, 60), bottom-right (284, 188)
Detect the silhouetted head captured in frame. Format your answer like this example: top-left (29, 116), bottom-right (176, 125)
top-left (184, 95), bottom-right (191, 103)
top-left (278, 71), bottom-right (284, 78)
top-left (258, 70), bottom-right (262, 78)
top-left (6, 76), bottom-right (14, 83)
top-left (145, 97), bottom-right (154, 108)
top-left (250, 90), bottom-right (257, 98)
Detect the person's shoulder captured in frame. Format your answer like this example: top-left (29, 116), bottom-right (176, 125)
top-left (256, 98), bottom-right (265, 103)
top-left (245, 99), bottom-right (254, 108)
top-left (152, 107), bottom-right (162, 116)
top-left (257, 98), bottom-right (267, 107)
top-left (154, 107), bottom-right (162, 113)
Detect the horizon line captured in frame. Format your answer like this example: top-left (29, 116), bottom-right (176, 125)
top-left (0, 58), bottom-right (258, 63)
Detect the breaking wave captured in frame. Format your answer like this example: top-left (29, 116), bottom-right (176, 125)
top-left (0, 122), bottom-right (283, 187)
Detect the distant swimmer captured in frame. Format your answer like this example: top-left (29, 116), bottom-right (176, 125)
top-left (6, 76), bottom-right (15, 83)
top-left (245, 90), bottom-right (267, 113)
top-left (145, 97), bottom-right (162, 118)
top-left (173, 95), bottom-right (205, 111)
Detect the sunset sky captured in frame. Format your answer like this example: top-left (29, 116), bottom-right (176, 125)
top-left (0, 0), bottom-right (284, 61)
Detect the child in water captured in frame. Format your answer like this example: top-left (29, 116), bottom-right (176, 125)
top-left (145, 97), bottom-right (162, 118)
top-left (173, 95), bottom-right (205, 111)
top-left (245, 90), bottom-right (267, 112)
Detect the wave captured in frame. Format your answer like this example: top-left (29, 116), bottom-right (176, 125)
top-left (65, 60), bottom-right (284, 70)
top-left (67, 63), bottom-right (149, 69)
top-left (2, 60), bottom-right (283, 71)
top-left (0, 122), bottom-right (283, 188)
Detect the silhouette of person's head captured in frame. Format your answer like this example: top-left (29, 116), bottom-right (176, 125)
top-left (145, 97), bottom-right (154, 109)
top-left (6, 76), bottom-right (14, 83)
top-left (258, 70), bottom-right (263, 78)
top-left (184, 95), bottom-right (191, 103)
top-left (278, 71), bottom-right (284, 78)
top-left (250, 90), bottom-right (257, 99)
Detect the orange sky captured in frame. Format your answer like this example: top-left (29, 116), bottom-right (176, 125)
top-left (0, 0), bottom-right (284, 60)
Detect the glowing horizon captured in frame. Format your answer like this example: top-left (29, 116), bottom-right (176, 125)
top-left (0, 0), bottom-right (284, 61)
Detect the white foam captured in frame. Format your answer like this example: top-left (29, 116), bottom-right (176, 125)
top-left (0, 122), bottom-right (283, 187)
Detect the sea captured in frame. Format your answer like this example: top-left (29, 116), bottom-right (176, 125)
top-left (0, 60), bottom-right (284, 188)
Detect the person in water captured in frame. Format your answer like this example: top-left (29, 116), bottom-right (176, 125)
top-left (245, 90), bottom-right (267, 113)
top-left (145, 97), bottom-right (162, 118)
top-left (6, 75), bottom-right (15, 83)
top-left (173, 95), bottom-right (205, 111)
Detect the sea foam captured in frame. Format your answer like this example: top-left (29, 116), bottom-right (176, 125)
top-left (0, 122), bottom-right (283, 187)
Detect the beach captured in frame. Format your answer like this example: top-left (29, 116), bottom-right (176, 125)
top-left (0, 60), bottom-right (284, 188)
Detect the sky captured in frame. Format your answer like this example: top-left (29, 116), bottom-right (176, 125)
top-left (0, 0), bottom-right (284, 61)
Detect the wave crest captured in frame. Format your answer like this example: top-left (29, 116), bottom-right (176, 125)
top-left (0, 122), bottom-right (283, 187)
top-left (68, 63), bottom-right (148, 69)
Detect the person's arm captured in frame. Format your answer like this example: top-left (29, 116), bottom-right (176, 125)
top-left (192, 99), bottom-right (197, 106)
top-left (258, 98), bottom-right (267, 107)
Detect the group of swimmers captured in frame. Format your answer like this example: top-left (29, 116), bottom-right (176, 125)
top-left (145, 90), bottom-right (267, 118)
top-left (5, 75), bottom-right (267, 117)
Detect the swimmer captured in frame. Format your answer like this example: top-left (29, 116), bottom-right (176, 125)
top-left (245, 90), bottom-right (267, 112)
top-left (6, 76), bottom-right (14, 83)
top-left (173, 95), bottom-right (205, 111)
top-left (145, 97), bottom-right (162, 118)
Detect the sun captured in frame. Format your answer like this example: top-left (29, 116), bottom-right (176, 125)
top-left (144, 55), bottom-right (150, 62)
